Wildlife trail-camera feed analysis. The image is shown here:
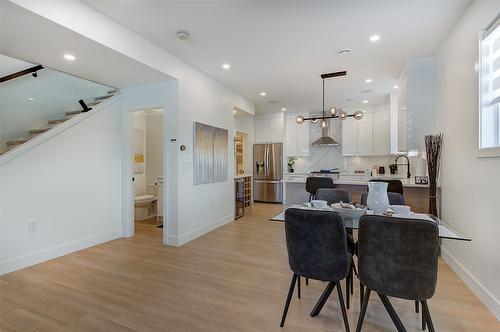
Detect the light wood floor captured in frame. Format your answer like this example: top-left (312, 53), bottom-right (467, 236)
top-left (1, 203), bottom-right (498, 331)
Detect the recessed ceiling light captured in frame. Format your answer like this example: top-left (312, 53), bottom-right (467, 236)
top-left (233, 110), bottom-right (237, 114)
top-left (365, 78), bottom-right (373, 83)
top-left (28, 97), bottom-right (34, 101)
top-left (369, 35), bottom-right (381, 42)
top-left (63, 54), bottom-right (76, 61)
top-left (260, 92), bottom-right (267, 97)
top-left (338, 48), bottom-right (352, 55)
top-left (393, 84), bottom-right (399, 89)
top-left (222, 63), bottom-right (231, 70)
top-left (281, 108), bottom-right (287, 111)
top-left (362, 100), bottom-right (369, 104)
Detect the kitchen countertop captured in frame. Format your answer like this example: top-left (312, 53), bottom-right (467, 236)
top-left (284, 173), bottom-right (434, 188)
top-left (234, 174), bottom-right (252, 179)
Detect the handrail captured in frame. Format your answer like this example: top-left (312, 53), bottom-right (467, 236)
top-left (0, 64), bottom-right (44, 83)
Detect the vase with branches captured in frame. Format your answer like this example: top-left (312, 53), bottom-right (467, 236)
top-left (425, 134), bottom-right (443, 217)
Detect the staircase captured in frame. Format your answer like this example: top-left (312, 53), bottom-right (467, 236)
top-left (0, 89), bottom-right (118, 156)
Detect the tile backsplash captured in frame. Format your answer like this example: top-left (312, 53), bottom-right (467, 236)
top-left (289, 148), bottom-right (427, 177)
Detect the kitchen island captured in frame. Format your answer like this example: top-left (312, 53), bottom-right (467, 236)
top-left (283, 173), bottom-right (439, 214)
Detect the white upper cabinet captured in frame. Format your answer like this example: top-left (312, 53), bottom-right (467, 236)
top-left (357, 112), bottom-right (373, 155)
top-left (372, 109), bottom-right (391, 155)
top-left (397, 56), bottom-right (435, 152)
top-left (285, 115), bottom-right (309, 157)
top-left (342, 116), bottom-right (359, 155)
top-left (342, 106), bottom-right (390, 156)
top-left (255, 112), bottom-right (285, 143)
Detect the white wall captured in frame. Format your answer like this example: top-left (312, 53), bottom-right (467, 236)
top-left (435, 0), bottom-right (500, 320)
top-left (0, 99), bottom-right (123, 274)
top-left (133, 111), bottom-right (146, 196)
top-left (145, 111), bottom-right (164, 194)
top-left (11, 0), bottom-right (255, 247)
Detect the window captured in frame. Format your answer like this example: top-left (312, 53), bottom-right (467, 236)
top-left (480, 16), bottom-right (500, 154)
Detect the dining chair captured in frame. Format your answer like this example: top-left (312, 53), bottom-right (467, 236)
top-left (281, 208), bottom-right (351, 331)
top-left (315, 188), bottom-right (352, 204)
top-left (369, 179), bottom-right (404, 196)
top-left (305, 176), bottom-right (334, 201)
top-left (315, 188), bottom-right (356, 308)
top-left (360, 191), bottom-right (406, 206)
top-left (356, 215), bottom-right (439, 332)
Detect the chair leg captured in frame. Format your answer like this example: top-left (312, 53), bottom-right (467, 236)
top-left (352, 262), bottom-right (358, 277)
top-left (306, 277), bottom-right (309, 286)
top-left (280, 274), bottom-right (297, 327)
top-left (336, 281), bottom-right (351, 332)
top-left (377, 293), bottom-right (407, 332)
top-left (350, 271), bottom-right (354, 294)
top-left (356, 288), bottom-right (371, 332)
top-left (422, 310), bottom-right (426, 331)
top-left (415, 300), bottom-right (419, 313)
top-left (346, 272), bottom-right (350, 309)
top-left (421, 300), bottom-right (435, 332)
top-left (359, 282), bottom-right (364, 311)
top-left (297, 276), bottom-right (301, 299)
top-left (310, 281), bottom-right (336, 317)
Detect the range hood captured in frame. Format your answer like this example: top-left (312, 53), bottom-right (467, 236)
top-left (311, 120), bottom-right (339, 147)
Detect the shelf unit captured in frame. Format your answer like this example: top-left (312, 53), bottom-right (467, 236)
top-left (243, 176), bottom-right (252, 208)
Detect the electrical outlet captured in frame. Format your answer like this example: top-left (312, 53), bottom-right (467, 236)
top-left (27, 220), bottom-right (38, 233)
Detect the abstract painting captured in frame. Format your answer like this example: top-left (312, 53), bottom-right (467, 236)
top-left (213, 127), bottom-right (228, 182)
top-left (194, 122), bottom-right (214, 185)
top-left (193, 122), bottom-right (228, 185)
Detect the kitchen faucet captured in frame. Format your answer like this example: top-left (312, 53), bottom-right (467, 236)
top-left (395, 155), bottom-right (411, 179)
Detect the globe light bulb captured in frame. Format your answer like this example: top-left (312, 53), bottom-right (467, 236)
top-left (320, 119), bottom-right (329, 128)
top-left (296, 115), bottom-right (305, 124)
top-left (339, 110), bottom-right (348, 120)
top-left (353, 111), bottom-right (364, 120)
top-left (329, 107), bottom-right (337, 117)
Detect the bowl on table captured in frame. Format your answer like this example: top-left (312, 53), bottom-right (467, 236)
top-left (311, 200), bottom-right (328, 209)
top-left (391, 205), bottom-right (411, 215)
top-left (330, 202), bottom-right (367, 219)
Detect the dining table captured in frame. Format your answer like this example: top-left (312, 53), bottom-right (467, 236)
top-left (270, 204), bottom-right (471, 241)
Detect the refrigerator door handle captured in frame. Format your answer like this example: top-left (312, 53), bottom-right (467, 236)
top-left (264, 146), bottom-right (269, 176)
top-left (254, 180), bottom-right (282, 184)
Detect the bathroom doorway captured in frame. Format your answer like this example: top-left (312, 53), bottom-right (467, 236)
top-left (129, 108), bottom-right (165, 239)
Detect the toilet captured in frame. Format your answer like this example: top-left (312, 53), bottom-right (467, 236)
top-left (134, 194), bottom-right (157, 220)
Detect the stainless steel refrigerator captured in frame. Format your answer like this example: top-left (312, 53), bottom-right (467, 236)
top-left (253, 143), bottom-right (283, 203)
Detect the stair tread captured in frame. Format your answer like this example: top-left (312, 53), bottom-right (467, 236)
top-left (7, 138), bottom-right (30, 145)
top-left (94, 94), bottom-right (113, 101)
top-left (29, 128), bottom-right (50, 134)
top-left (65, 110), bottom-right (82, 116)
top-left (48, 118), bottom-right (69, 124)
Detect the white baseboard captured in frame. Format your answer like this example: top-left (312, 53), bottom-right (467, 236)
top-left (166, 214), bottom-right (234, 246)
top-left (441, 246), bottom-right (500, 321)
top-left (0, 229), bottom-right (122, 275)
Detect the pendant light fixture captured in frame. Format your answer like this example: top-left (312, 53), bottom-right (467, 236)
top-left (296, 71), bottom-right (364, 125)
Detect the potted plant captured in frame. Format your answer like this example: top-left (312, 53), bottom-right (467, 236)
top-left (287, 157), bottom-right (297, 173)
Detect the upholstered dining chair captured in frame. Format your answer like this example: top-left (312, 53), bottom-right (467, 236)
top-left (369, 179), bottom-right (404, 196)
top-left (315, 188), bottom-right (356, 308)
top-left (360, 191), bottom-right (406, 206)
top-left (305, 176), bottom-right (334, 201)
top-left (281, 208), bottom-right (351, 331)
top-left (356, 215), bottom-right (439, 332)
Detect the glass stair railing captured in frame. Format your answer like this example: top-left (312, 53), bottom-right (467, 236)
top-left (0, 54), bottom-right (117, 155)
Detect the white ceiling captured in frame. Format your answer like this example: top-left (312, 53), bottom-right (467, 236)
top-left (0, 1), bottom-right (171, 89)
top-left (84, 0), bottom-right (471, 113)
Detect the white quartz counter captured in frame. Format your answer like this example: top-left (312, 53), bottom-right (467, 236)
top-left (283, 173), bottom-right (432, 188)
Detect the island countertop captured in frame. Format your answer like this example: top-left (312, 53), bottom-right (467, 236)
top-left (284, 173), bottom-right (434, 188)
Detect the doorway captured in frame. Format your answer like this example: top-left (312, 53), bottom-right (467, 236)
top-left (124, 108), bottom-right (165, 241)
